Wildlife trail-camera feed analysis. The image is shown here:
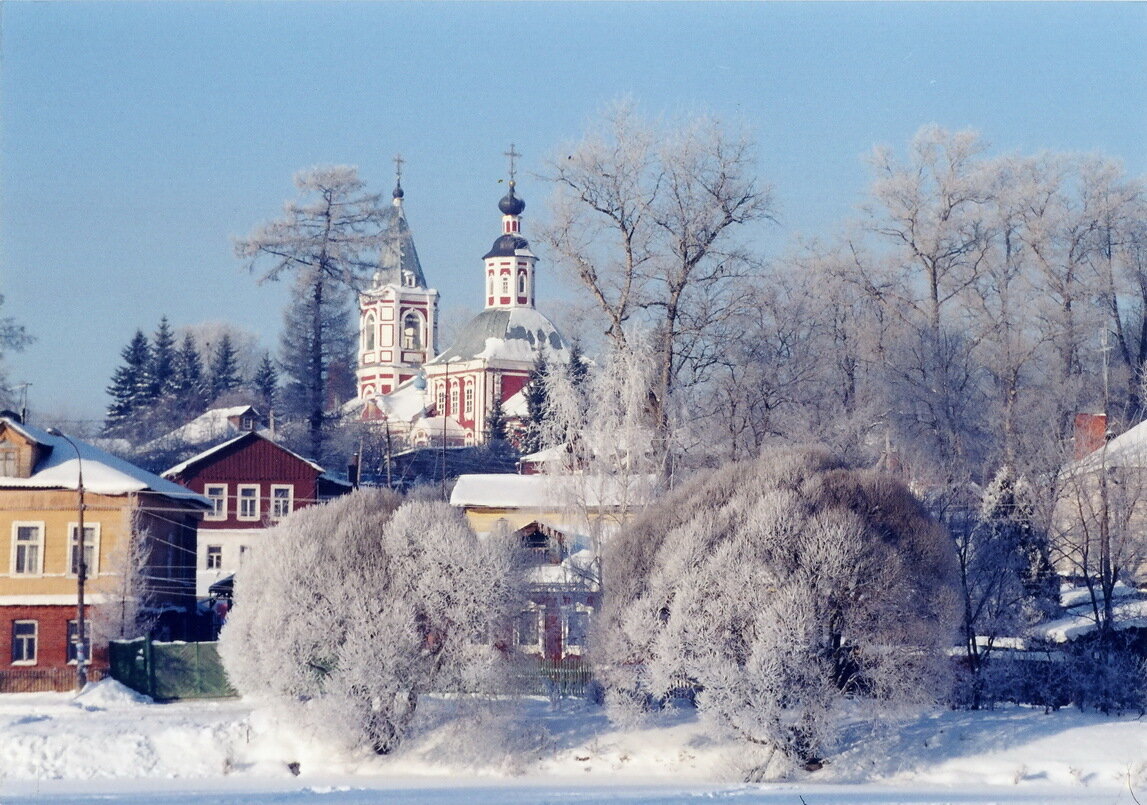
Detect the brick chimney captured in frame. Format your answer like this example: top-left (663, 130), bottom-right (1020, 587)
top-left (1074, 412), bottom-right (1108, 460)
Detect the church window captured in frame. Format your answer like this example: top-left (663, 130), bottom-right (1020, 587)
top-left (518, 272), bottom-right (526, 295)
top-left (450, 383), bottom-right (459, 416)
top-left (402, 312), bottom-right (421, 350)
top-left (437, 385), bottom-right (445, 415)
top-left (487, 275), bottom-right (494, 297)
top-left (464, 383), bottom-right (474, 415)
top-left (501, 276), bottom-right (509, 296)
top-left (364, 314), bottom-right (376, 352)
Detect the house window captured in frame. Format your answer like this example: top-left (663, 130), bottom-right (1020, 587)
top-left (205, 545), bottom-right (222, 570)
top-left (566, 609), bottom-right (590, 649)
top-left (11, 522), bottom-right (43, 576)
top-left (464, 384), bottom-right (474, 415)
top-left (237, 485), bottom-right (260, 521)
top-left (69, 523), bottom-right (99, 576)
top-left (66, 620), bottom-right (91, 665)
top-left (0, 440), bottom-right (18, 477)
top-left (270, 485), bottom-right (293, 520)
top-left (515, 609), bottom-right (540, 650)
top-left (403, 312), bottom-right (421, 350)
top-left (11, 620), bottom-right (36, 665)
top-left (204, 484), bottom-right (227, 520)
top-left (365, 313), bottom-right (376, 352)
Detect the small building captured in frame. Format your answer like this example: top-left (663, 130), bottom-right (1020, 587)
top-left (162, 431), bottom-right (351, 598)
top-left (0, 416), bottom-right (210, 687)
top-left (451, 472), bottom-right (655, 661)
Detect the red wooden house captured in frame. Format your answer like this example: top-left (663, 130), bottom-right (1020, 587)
top-left (162, 431), bottom-right (351, 600)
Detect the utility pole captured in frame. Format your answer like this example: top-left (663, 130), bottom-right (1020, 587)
top-left (47, 428), bottom-right (87, 691)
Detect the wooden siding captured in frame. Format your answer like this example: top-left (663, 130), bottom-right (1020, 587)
top-left (167, 434), bottom-right (323, 530)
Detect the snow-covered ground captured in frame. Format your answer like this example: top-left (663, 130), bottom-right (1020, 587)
top-left (2, 680), bottom-right (1146, 803)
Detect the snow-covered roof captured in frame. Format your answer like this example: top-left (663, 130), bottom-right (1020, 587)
top-left (371, 191), bottom-right (428, 289)
top-left (413, 416), bottom-right (468, 439)
top-left (1035, 583), bottom-right (1147, 642)
top-left (161, 430), bottom-right (325, 479)
top-left (144, 405), bottom-right (260, 451)
top-left (450, 472), bottom-right (656, 510)
top-left (1072, 418), bottom-right (1147, 473)
top-left (0, 418), bottom-right (211, 505)
top-left (427, 308), bottom-right (568, 366)
top-left (504, 387), bottom-right (529, 419)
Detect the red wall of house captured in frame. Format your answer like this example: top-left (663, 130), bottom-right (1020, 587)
top-left (168, 436), bottom-right (323, 529)
top-left (2, 604), bottom-right (106, 672)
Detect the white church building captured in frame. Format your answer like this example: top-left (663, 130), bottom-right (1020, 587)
top-left (348, 155), bottom-right (568, 447)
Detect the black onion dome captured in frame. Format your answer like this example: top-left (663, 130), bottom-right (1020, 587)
top-left (498, 182), bottom-right (526, 216)
top-left (482, 233), bottom-right (530, 260)
top-left (393, 181), bottom-right (404, 200)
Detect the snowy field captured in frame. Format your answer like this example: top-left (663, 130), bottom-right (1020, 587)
top-left (1, 680), bottom-right (1146, 804)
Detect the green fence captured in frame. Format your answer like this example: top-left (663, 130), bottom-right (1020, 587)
top-left (108, 638), bottom-right (237, 701)
top-left (512, 657), bottom-right (595, 697)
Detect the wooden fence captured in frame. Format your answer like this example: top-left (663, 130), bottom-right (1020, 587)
top-left (0, 666), bottom-right (107, 694)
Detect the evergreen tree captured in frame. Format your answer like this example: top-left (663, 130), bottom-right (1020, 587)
top-left (486, 394), bottom-right (509, 444)
top-left (252, 352), bottom-right (279, 411)
top-left (149, 316), bottom-right (177, 399)
top-left (209, 332), bottom-right (242, 402)
top-left (104, 329), bottom-right (153, 435)
top-left (521, 348), bottom-right (550, 455)
top-left (568, 339), bottom-right (590, 389)
top-left (170, 332), bottom-right (208, 415)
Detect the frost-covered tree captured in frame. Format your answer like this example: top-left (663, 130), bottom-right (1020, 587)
top-left (543, 102), bottom-right (775, 461)
top-left (219, 490), bottom-right (523, 754)
top-left (236, 165), bottom-right (386, 461)
top-left (90, 514), bottom-right (155, 643)
top-left (0, 294), bottom-right (33, 407)
top-left (596, 447), bottom-right (960, 777)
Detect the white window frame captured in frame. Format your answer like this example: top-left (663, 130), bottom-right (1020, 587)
top-left (68, 522), bottom-right (100, 577)
top-left (204, 484), bottom-right (228, 521)
top-left (10, 521), bottom-right (44, 576)
top-left (364, 312), bottom-right (376, 352)
top-left (564, 604), bottom-right (592, 654)
top-left (270, 485), bottom-right (293, 520)
top-left (11, 620), bottom-right (36, 665)
top-left (205, 544), bottom-right (223, 570)
top-left (464, 382), bottom-right (474, 415)
top-left (237, 485), bottom-right (260, 521)
top-left (514, 605), bottom-right (543, 653)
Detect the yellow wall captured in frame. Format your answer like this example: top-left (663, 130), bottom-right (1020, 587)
top-left (0, 489), bottom-right (133, 597)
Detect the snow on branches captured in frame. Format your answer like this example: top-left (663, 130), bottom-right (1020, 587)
top-left (219, 489), bottom-right (523, 755)
top-left (594, 447), bottom-right (961, 777)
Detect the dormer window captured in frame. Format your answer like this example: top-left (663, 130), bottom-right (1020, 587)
top-left (0, 441), bottom-right (17, 477)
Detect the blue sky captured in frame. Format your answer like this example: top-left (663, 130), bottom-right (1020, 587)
top-left (2, 2), bottom-right (1145, 424)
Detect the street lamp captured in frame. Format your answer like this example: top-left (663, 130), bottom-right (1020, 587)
top-left (46, 428), bottom-right (87, 691)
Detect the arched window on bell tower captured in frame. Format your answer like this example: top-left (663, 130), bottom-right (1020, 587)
top-left (402, 311), bottom-right (422, 350)
top-left (364, 313), bottom-right (376, 352)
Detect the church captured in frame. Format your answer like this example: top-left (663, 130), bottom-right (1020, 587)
top-left (351, 154), bottom-right (569, 448)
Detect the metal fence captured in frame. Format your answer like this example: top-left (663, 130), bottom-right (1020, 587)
top-left (0, 666), bottom-right (107, 694)
top-left (511, 657), bottom-right (595, 698)
top-left (108, 638), bottom-right (237, 701)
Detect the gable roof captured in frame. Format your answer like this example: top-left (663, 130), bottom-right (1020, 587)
top-left (144, 405), bottom-right (262, 452)
top-left (0, 417), bottom-right (211, 505)
top-left (162, 430), bottom-right (325, 479)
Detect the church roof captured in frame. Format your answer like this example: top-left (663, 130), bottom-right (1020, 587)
top-left (482, 233), bottom-right (532, 260)
top-left (374, 193), bottom-right (427, 289)
top-left (427, 307), bottom-right (568, 366)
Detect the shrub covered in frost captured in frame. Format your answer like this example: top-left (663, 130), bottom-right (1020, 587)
top-left (595, 447), bottom-right (961, 777)
top-left (219, 488), bottom-right (523, 754)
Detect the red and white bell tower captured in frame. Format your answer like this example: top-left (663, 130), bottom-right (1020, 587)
top-left (356, 157), bottom-right (439, 398)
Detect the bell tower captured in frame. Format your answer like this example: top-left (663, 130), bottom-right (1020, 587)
top-left (482, 144), bottom-right (537, 311)
top-left (357, 156), bottom-right (440, 398)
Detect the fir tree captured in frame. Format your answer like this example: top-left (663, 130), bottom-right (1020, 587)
top-left (521, 348), bottom-right (550, 454)
top-left (104, 329), bottom-right (153, 435)
top-left (149, 316), bottom-right (177, 400)
top-left (170, 332), bottom-right (207, 415)
top-left (209, 332), bottom-right (242, 402)
top-left (568, 340), bottom-right (590, 389)
top-left (252, 352), bottom-right (279, 410)
top-left (486, 394), bottom-right (509, 444)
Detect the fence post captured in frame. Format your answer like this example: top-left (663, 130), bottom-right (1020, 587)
top-left (145, 637), bottom-right (156, 699)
